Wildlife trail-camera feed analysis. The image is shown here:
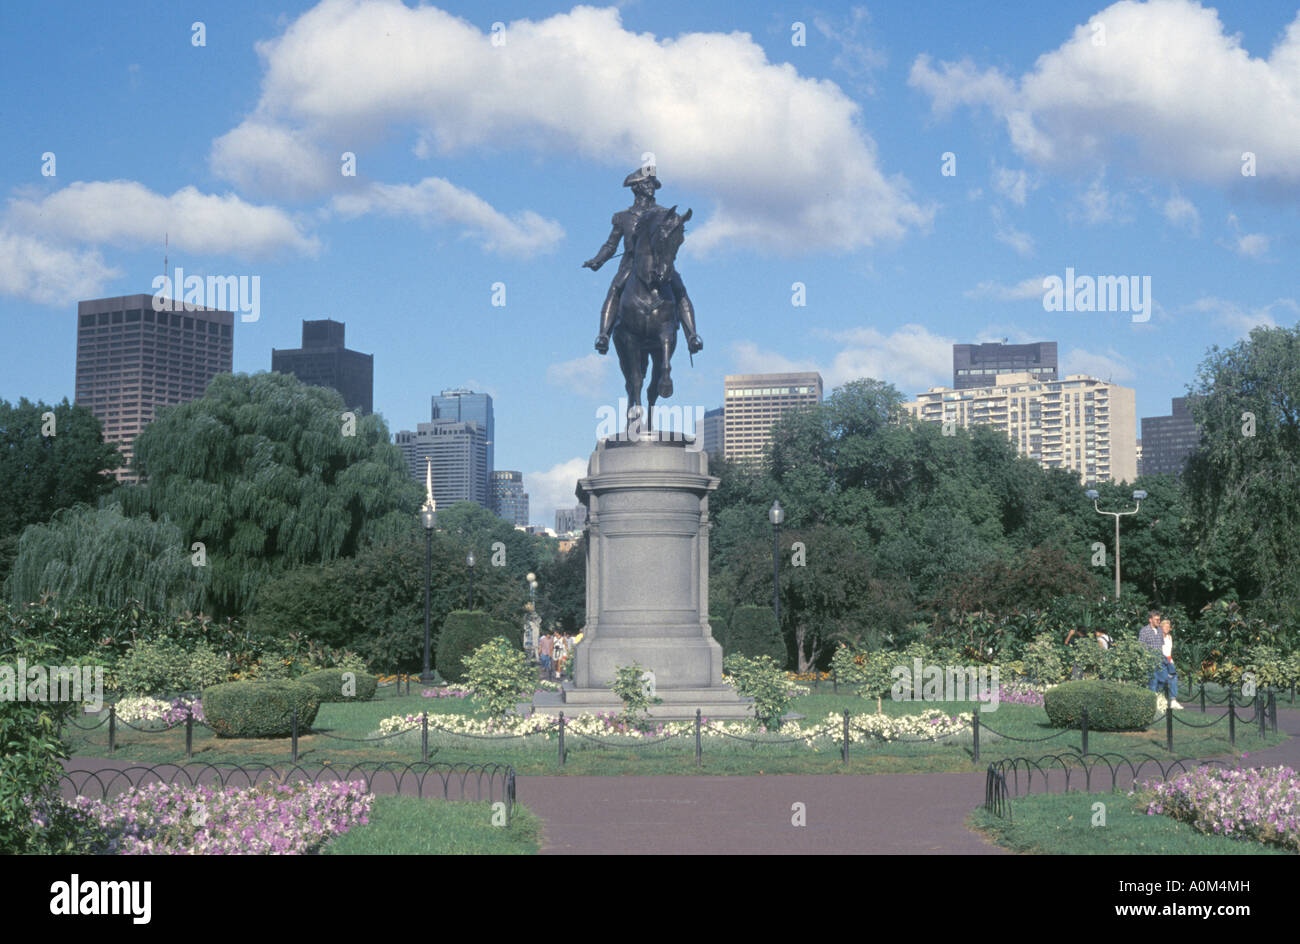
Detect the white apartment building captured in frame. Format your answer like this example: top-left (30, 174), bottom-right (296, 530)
top-left (904, 372), bottom-right (1137, 485)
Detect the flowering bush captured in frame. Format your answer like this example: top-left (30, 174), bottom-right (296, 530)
top-left (723, 653), bottom-right (789, 728)
top-left (976, 682), bottom-right (1046, 707)
top-left (1144, 765), bottom-right (1300, 852)
top-left (114, 696), bottom-right (204, 727)
top-left (422, 687), bottom-right (472, 699)
top-left (61, 780), bottom-right (372, 854)
top-left (462, 637), bottom-right (535, 719)
top-left (832, 709), bottom-right (972, 744)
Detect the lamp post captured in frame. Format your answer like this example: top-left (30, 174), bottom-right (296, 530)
top-left (466, 550), bottom-right (476, 610)
top-left (525, 572), bottom-right (538, 654)
top-left (1086, 488), bottom-right (1147, 600)
top-left (769, 500), bottom-right (784, 628)
top-left (419, 457), bottom-right (437, 683)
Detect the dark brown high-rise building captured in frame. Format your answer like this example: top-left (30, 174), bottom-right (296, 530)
top-left (1141, 396), bottom-right (1201, 477)
top-left (271, 319), bottom-right (374, 415)
top-left (953, 341), bottom-right (1057, 389)
top-left (75, 294), bottom-right (234, 480)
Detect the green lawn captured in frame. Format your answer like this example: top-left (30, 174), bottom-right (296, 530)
top-left (324, 797), bottom-right (541, 854)
top-left (66, 685), bottom-right (1288, 775)
top-left (969, 791), bottom-right (1294, 855)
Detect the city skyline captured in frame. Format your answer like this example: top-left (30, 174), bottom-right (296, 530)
top-left (4, 2), bottom-right (1300, 527)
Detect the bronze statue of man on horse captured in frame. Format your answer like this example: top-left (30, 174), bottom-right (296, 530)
top-left (583, 166), bottom-right (702, 431)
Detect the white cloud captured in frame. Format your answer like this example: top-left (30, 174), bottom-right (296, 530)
top-left (209, 122), bottom-right (335, 201)
top-left (1161, 186), bottom-right (1200, 233)
top-left (965, 276), bottom-right (1048, 301)
top-left (6, 180), bottom-right (319, 259)
top-left (1060, 346), bottom-right (1136, 383)
top-left (331, 177), bottom-right (563, 256)
top-left (546, 353), bottom-right (609, 394)
top-left (1070, 173), bottom-right (1130, 225)
top-left (735, 324), bottom-right (952, 394)
top-left (992, 164), bottom-right (1034, 206)
top-left (991, 206), bottom-right (1034, 256)
top-left (730, 340), bottom-right (818, 376)
top-left (1188, 296), bottom-right (1297, 336)
top-left (525, 456), bottom-right (589, 529)
top-left (1219, 215), bottom-right (1269, 257)
top-left (213, 1), bottom-right (930, 252)
top-left (0, 229), bottom-right (121, 305)
top-left (909, 1), bottom-right (1300, 193)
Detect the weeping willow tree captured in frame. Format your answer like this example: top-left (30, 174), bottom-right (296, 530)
top-left (5, 503), bottom-right (204, 612)
top-left (116, 372), bottom-right (421, 617)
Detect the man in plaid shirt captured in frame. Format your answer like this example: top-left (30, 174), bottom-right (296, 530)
top-left (1138, 610), bottom-right (1169, 694)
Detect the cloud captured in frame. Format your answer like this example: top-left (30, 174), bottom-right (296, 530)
top-left (546, 353), bottom-right (609, 394)
top-left (1188, 296), bottom-right (1297, 336)
top-left (1161, 186), bottom-right (1200, 233)
top-left (965, 276), bottom-right (1048, 301)
top-left (1060, 346), bottom-right (1136, 383)
top-left (909, 1), bottom-right (1300, 193)
top-left (1070, 173), bottom-right (1130, 225)
top-left (210, 122), bottom-right (336, 201)
top-left (812, 6), bottom-right (887, 89)
top-left (331, 177), bottom-right (563, 256)
top-left (990, 206), bottom-right (1034, 256)
top-left (735, 324), bottom-right (952, 394)
top-left (992, 164), bottom-right (1035, 206)
top-left (0, 229), bottom-right (122, 305)
top-left (6, 180), bottom-right (319, 259)
top-left (730, 340), bottom-right (818, 376)
top-left (213, 1), bottom-right (931, 252)
top-left (1220, 214), bottom-right (1269, 257)
top-left (524, 456), bottom-right (589, 528)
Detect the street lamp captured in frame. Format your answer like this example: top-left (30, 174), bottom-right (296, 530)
top-left (1086, 488), bottom-right (1147, 600)
top-left (525, 572), bottom-right (538, 654)
top-left (769, 500), bottom-right (784, 628)
top-left (419, 457), bottom-right (437, 683)
top-left (466, 550), bottom-right (476, 610)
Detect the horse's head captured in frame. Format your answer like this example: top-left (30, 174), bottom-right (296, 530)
top-left (646, 205), bottom-right (691, 284)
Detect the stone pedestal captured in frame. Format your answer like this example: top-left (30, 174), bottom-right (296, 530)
top-left (532, 435), bottom-right (751, 720)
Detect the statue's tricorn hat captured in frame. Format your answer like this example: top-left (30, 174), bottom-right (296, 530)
top-left (623, 166), bottom-right (662, 189)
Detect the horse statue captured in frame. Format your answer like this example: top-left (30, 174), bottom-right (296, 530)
top-left (612, 204), bottom-right (693, 433)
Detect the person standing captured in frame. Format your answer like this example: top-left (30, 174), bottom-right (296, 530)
top-left (1161, 618), bottom-right (1183, 709)
top-left (1138, 609), bottom-right (1166, 694)
top-left (538, 630), bottom-right (553, 681)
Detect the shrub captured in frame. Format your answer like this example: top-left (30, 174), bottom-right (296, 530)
top-left (830, 645), bottom-right (895, 711)
top-left (610, 662), bottom-right (661, 725)
top-left (202, 680), bottom-right (320, 738)
top-left (725, 606), bottom-right (786, 666)
top-left (1020, 633), bottom-right (1067, 685)
top-left (461, 638), bottom-right (533, 719)
top-left (1043, 680), bottom-right (1156, 731)
top-left (186, 643), bottom-right (230, 690)
top-left (1097, 636), bottom-right (1161, 686)
top-left (298, 668), bottom-right (378, 703)
top-left (436, 611), bottom-right (516, 682)
top-left (708, 613), bottom-right (728, 650)
top-left (723, 653), bottom-right (790, 728)
top-left (114, 640), bottom-right (191, 696)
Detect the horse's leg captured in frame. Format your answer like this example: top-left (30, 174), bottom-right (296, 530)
top-left (657, 315), bottom-right (677, 399)
top-left (646, 345), bottom-right (660, 432)
top-left (613, 329), bottom-right (643, 435)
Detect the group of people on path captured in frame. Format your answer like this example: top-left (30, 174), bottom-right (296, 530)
top-left (1063, 608), bottom-right (1183, 708)
top-left (535, 630), bottom-right (580, 682)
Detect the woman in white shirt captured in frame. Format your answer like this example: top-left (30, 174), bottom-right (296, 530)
top-left (1160, 618), bottom-right (1183, 709)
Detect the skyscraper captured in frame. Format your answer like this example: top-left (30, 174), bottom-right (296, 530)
top-left (555, 504), bottom-right (587, 534)
top-left (723, 372), bottom-right (823, 464)
top-left (1141, 397), bottom-right (1201, 477)
top-left (701, 406), bottom-right (725, 459)
top-left (75, 294), bottom-right (233, 480)
top-left (491, 470), bottom-right (529, 527)
top-left (271, 319), bottom-right (373, 414)
top-left (432, 389), bottom-right (494, 497)
top-left (953, 341), bottom-right (1057, 390)
top-left (396, 420), bottom-right (491, 509)
top-left (905, 372), bottom-right (1138, 485)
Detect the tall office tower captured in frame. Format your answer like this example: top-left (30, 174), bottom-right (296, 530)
top-left (75, 294), bottom-right (233, 480)
top-left (953, 341), bottom-right (1057, 390)
top-left (395, 419), bottom-right (491, 509)
top-left (271, 319), bottom-right (374, 414)
top-left (905, 372), bottom-right (1137, 485)
top-left (1141, 397), bottom-right (1201, 477)
top-left (700, 407), bottom-right (725, 459)
top-left (555, 504), bottom-right (587, 534)
top-left (432, 389), bottom-right (494, 498)
top-left (723, 372), bottom-right (823, 464)
top-left (491, 470), bottom-right (529, 527)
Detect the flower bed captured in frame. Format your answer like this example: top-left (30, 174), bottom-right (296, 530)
top-left (421, 687), bottom-right (472, 699)
top-left (61, 780), bottom-right (372, 854)
top-left (114, 696), bottom-right (204, 727)
top-left (1144, 765), bottom-right (1300, 852)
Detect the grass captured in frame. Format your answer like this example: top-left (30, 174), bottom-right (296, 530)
top-left (65, 683), bottom-right (1289, 775)
top-left (969, 791), bottom-right (1294, 855)
top-left (324, 797), bottom-right (541, 854)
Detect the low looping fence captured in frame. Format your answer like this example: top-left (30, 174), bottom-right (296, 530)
top-left (59, 761), bottom-right (516, 823)
top-left (983, 752), bottom-right (1233, 820)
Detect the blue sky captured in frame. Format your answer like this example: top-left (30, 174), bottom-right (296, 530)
top-left (2, 0), bottom-right (1298, 526)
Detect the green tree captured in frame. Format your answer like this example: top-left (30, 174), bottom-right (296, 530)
top-left (117, 372), bottom-right (421, 616)
top-left (0, 398), bottom-right (121, 586)
top-left (5, 503), bottom-right (204, 613)
top-left (1183, 324), bottom-right (1300, 625)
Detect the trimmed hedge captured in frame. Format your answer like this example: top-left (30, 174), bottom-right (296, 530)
top-left (725, 605), bottom-right (786, 667)
top-left (203, 680), bottom-right (320, 738)
top-left (1043, 680), bottom-right (1156, 731)
top-left (298, 668), bottom-right (378, 703)
top-left (436, 611), bottom-right (517, 682)
top-left (708, 614), bottom-right (728, 650)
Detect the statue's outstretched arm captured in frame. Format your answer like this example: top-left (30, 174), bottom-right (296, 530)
top-left (583, 221), bottom-right (622, 270)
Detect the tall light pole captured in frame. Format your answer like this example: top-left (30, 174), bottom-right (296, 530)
top-left (419, 457), bottom-right (437, 683)
top-left (466, 550), bottom-right (476, 610)
top-left (1086, 488), bottom-right (1147, 600)
top-left (769, 500), bottom-right (784, 629)
top-left (525, 572), bottom-right (538, 654)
